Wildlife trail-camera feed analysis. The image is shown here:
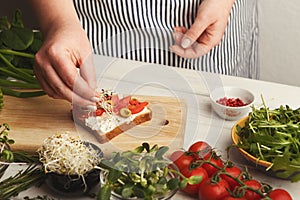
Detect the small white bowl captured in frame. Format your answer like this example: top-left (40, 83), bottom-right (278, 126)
top-left (209, 87), bottom-right (254, 120)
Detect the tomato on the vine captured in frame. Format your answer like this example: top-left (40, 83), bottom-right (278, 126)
top-left (181, 166), bottom-right (209, 196)
top-left (201, 157), bottom-right (224, 177)
top-left (220, 166), bottom-right (243, 190)
top-left (268, 189), bottom-right (293, 200)
top-left (188, 141), bottom-right (212, 160)
top-left (198, 178), bottom-right (230, 200)
top-left (221, 197), bottom-right (246, 200)
top-left (169, 150), bottom-right (194, 171)
top-left (243, 179), bottom-right (263, 200)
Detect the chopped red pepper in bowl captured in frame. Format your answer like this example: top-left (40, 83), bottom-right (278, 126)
top-left (210, 87), bottom-right (255, 120)
top-left (216, 97), bottom-right (248, 107)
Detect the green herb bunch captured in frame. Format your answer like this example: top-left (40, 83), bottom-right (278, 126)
top-left (0, 123), bottom-right (44, 199)
top-left (0, 123), bottom-right (14, 179)
top-left (0, 87), bottom-right (3, 109)
top-left (0, 9), bottom-right (45, 103)
top-left (236, 97), bottom-right (300, 182)
top-left (97, 143), bottom-right (202, 200)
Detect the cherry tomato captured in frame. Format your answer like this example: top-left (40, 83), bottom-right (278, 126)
top-left (220, 166), bottom-right (243, 190)
top-left (243, 179), bottom-right (263, 200)
top-left (181, 166), bottom-right (209, 196)
top-left (188, 141), bottom-right (212, 160)
top-left (198, 178), bottom-right (230, 200)
top-left (169, 150), bottom-right (194, 171)
top-left (268, 189), bottom-right (293, 200)
top-left (202, 157), bottom-right (224, 177)
top-left (221, 197), bottom-right (246, 200)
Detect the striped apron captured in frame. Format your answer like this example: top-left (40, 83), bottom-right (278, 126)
top-left (73, 0), bottom-right (258, 79)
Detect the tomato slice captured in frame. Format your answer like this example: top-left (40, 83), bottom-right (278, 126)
top-left (128, 99), bottom-right (148, 114)
top-left (138, 101), bottom-right (149, 107)
top-left (96, 108), bottom-right (105, 116)
top-left (129, 99), bottom-right (139, 105)
top-left (128, 104), bottom-right (145, 114)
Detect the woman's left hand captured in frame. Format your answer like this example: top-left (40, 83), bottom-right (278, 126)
top-left (170, 0), bottom-right (235, 58)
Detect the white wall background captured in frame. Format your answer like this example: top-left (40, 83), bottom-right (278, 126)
top-left (258, 0), bottom-right (300, 87)
top-left (1, 1), bottom-right (300, 87)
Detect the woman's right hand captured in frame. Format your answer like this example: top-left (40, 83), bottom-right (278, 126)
top-left (31, 0), bottom-right (97, 108)
top-left (34, 23), bottom-right (96, 107)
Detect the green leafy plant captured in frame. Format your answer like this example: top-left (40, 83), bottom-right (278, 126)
top-left (0, 123), bottom-right (14, 179)
top-left (0, 124), bottom-right (14, 160)
top-left (0, 87), bottom-right (3, 110)
top-left (0, 164), bottom-right (45, 199)
top-left (0, 9), bottom-right (44, 105)
top-left (236, 96), bottom-right (300, 182)
top-left (0, 123), bottom-right (44, 199)
top-left (97, 143), bottom-right (202, 200)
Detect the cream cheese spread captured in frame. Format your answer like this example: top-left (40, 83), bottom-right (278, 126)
top-left (85, 107), bottom-right (149, 134)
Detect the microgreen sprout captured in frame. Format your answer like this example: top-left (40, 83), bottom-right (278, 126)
top-left (97, 143), bottom-right (203, 200)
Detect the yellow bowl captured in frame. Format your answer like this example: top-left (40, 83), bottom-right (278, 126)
top-left (231, 116), bottom-right (272, 168)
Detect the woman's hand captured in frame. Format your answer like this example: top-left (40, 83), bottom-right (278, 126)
top-left (34, 23), bottom-right (96, 107)
top-left (170, 0), bottom-right (235, 58)
top-left (31, 0), bottom-right (96, 108)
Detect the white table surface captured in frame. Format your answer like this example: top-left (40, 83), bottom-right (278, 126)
top-left (3, 55), bottom-right (300, 199)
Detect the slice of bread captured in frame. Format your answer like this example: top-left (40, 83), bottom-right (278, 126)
top-left (73, 106), bottom-right (152, 144)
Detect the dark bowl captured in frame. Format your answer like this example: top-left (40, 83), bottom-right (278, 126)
top-left (45, 142), bottom-right (103, 196)
top-left (45, 168), bottom-right (101, 196)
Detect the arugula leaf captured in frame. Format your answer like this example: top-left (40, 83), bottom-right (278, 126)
top-left (272, 156), bottom-right (300, 182)
top-left (236, 98), bottom-right (300, 182)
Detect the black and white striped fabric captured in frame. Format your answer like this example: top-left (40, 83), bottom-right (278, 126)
top-left (73, 0), bottom-right (258, 79)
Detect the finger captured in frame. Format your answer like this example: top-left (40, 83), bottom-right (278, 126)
top-left (34, 60), bottom-right (74, 101)
top-left (173, 26), bottom-right (187, 45)
top-left (50, 52), bottom-right (96, 102)
top-left (197, 26), bottom-right (224, 51)
top-left (33, 63), bottom-right (60, 99)
top-left (170, 43), bottom-right (207, 59)
top-left (34, 52), bottom-right (72, 100)
top-left (34, 58), bottom-right (95, 108)
top-left (79, 54), bottom-right (97, 90)
top-left (180, 16), bottom-right (211, 49)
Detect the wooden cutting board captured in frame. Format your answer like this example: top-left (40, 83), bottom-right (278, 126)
top-left (0, 95), bottom-right (187, 156)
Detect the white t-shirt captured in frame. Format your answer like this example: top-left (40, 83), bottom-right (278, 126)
top-left (73, 0), bottom-right (258, 79)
